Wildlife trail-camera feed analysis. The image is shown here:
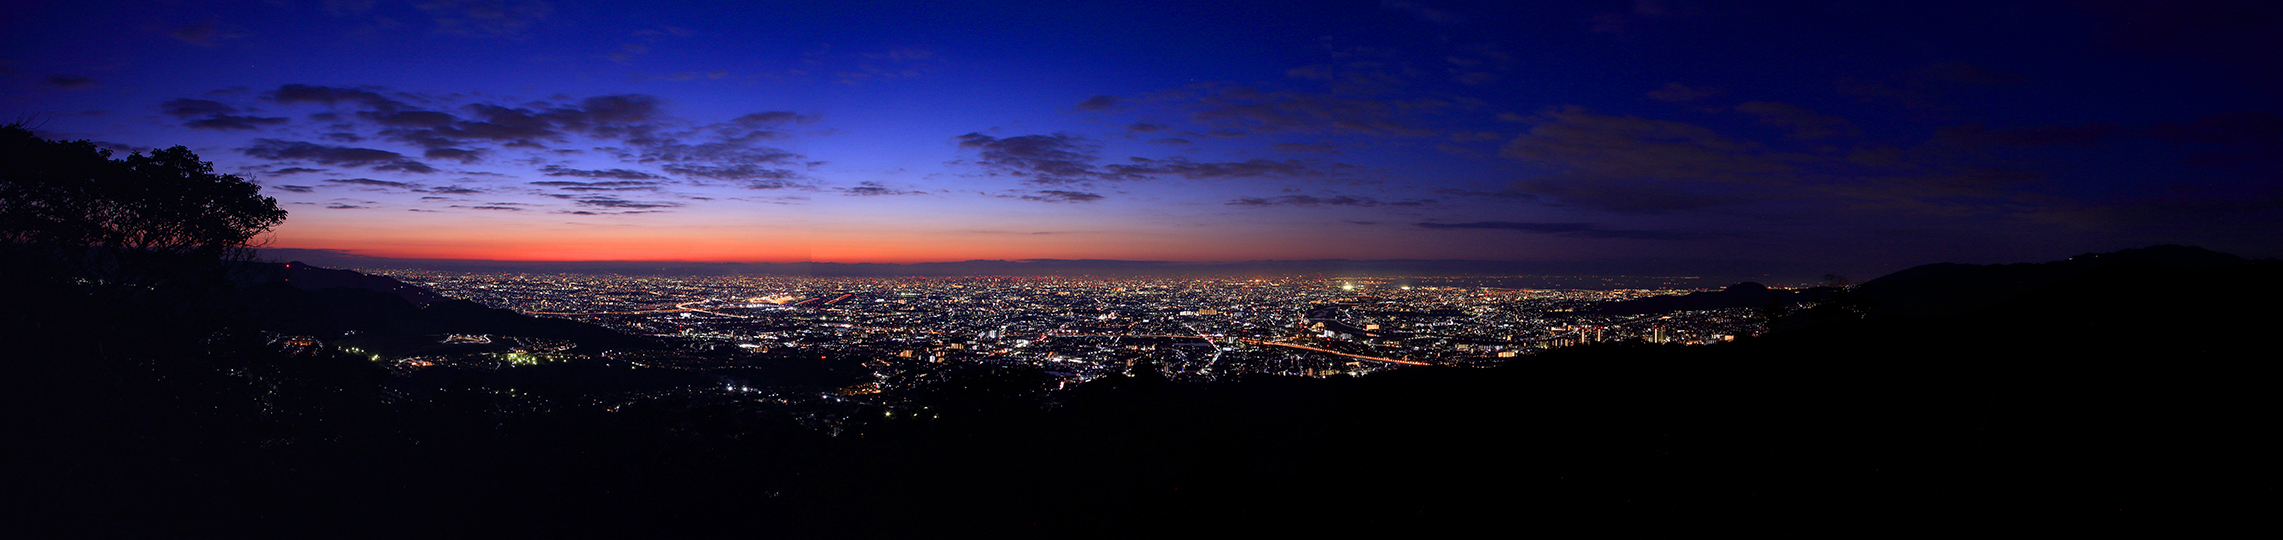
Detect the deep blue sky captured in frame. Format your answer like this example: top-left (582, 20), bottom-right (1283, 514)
top-left (6, 0), bottom-right (2279, 277)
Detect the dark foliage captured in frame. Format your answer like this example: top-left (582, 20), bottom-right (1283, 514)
top-left (2, 123), bottom-right (287, 355)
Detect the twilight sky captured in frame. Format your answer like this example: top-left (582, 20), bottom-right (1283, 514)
top-left (6, 0), bottom-right (2279, 277)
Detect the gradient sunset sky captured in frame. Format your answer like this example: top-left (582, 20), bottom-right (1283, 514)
top-left (7, 1), bottom-right (2279, 276)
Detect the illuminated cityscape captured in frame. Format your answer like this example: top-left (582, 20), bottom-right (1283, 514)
top-left (265, 270), bottom-right (1779, 421)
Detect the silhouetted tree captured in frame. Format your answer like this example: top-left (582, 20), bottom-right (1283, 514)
top-left (2, 123), bottom-right (287, 351)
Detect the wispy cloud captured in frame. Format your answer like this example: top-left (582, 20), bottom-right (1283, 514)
top-left (957, 132), bottom-right (1338, 187)
top-left (325, 178), bottom-right (417, 189)
top-left (1414, 221), bottom-right (1710, 240)
top-left (190, 84), bottom-right (821, 189)
top-left (160, 98), bottom-right (287, 131)
top-left (839, 181), bottom-right (927, 196)
top-left (1226, 194), bottom-right (1431, 207)
top-left (243, 139), bottom-right (436, 173)
top-left (44, 74), bottom-right (98, 89)
top-left (1019, 190), bottom-right (1104, 203)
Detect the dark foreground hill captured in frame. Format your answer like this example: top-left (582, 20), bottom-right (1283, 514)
top-left (268, 260), bottom-right (451, 306)
top-left (236, 261), bottom-right (663, 356)
top-left (4, 247), bottom-right (2276, 538)
top-left (1594, 280), bottom-right (1833, 314)
top-left (1851, 244), bottom-right (2270, 318)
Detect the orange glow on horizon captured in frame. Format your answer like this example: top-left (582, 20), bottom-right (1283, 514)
top-left (271, 223), bottom-right (1311, 263)
top-left (270, 229), bottom-right (1483, 264)
top-left (265, 203), bottom-right (1506, 264)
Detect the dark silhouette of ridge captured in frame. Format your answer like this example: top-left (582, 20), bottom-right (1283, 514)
top-left (1591, 245), bottom-right (2264, 319)
top-left (1595, 280), bottom-right (1834, 314)
top-left (1854, 244), bottom-right (2266, 318)
top-left (274, 260), bottom-right (449, 305)
top-left (241, 262), bottom-right (662, 355)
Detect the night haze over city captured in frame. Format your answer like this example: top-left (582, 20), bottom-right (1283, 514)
top-left (8, 0), bottom-right (2279, 279)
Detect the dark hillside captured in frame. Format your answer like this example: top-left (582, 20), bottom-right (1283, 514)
top-left (1855, 244), bottom-right (2265, 318)
top-left (272, 260), bottom-right (450, 305)
top-left (5, 247), bottom-right (2274, 538)
top-left (1595, 280), bottom-right (1834, 314)
top-left (243, 272), bottom-right (663, 355)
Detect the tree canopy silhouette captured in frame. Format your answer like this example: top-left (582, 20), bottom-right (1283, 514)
top-left (2, 123), bottom-right (287, 340)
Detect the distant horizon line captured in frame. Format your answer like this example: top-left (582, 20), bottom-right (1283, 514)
top-left (249, 244), bottom-right (2259, 284)
top-left (254, 247), bottom-right (1746, 268)
top-left (251, 247), bottom-right (1857, 285)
